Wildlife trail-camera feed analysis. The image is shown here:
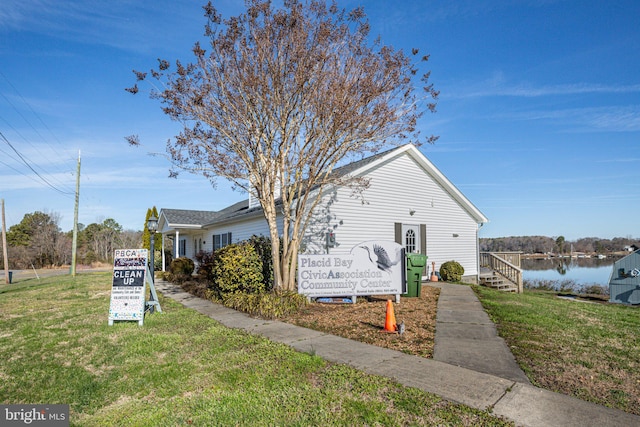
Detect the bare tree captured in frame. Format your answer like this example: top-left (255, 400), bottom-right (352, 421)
top-left (121, 230), bottom-right (143, 250)
top-left (127, 0), bottom-right (438, 290)
top-left (82, 218), bottom-right (123, 262)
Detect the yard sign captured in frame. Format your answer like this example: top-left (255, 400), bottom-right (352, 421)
top-left (108, 249), bottom-right (149, 326)
top-left (298, 240), bottom-right (405, 302)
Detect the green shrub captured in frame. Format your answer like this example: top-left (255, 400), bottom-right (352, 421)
top-left (195, 236), bottom-right (274, 290)
top-left (167, 257), bottom-right (195, 283)
top-left (439, 260), bottom-right (464, 282)
top-left (247, 235), bottom-right (275, 291)
top-left (223, 291), bottom-right (307, 319)
top-left (195, 250), bottom-right (218, 282)
top-left (170, 257), bottom-right (195, 275)
top-left (211, 242), bottom-right (264, 296)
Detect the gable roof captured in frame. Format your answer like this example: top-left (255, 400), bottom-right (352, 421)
top-left (344, 144), bottom-right (489, 224)
top-left (328, 146), bottom-right (396, 177)
top-left (159, 143), bottom-right (488, 230)
top-left (203, 199), bottom-right (261, 226)
top-left (159, 209), bottom-right (220, 231)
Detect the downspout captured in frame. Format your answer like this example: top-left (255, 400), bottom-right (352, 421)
top-left (476, 222), bottom-right (484, 284)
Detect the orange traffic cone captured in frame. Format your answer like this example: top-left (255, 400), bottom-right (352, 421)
top-left (382, 300), bottom-right (397, 333)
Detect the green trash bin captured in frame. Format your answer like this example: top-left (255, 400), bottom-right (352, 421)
top-left (403, 253), bottom-right (427, 297)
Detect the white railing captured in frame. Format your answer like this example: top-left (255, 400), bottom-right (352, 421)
top-left (480, 252), bottom-right (523, 293)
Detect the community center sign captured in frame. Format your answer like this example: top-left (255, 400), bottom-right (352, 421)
top-left (298, 241), bottom-right (405, 299)
top-left (108, 249), bottom-right (149, 325)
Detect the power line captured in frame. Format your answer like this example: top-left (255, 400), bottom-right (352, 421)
top-left (0, 71), bottom-right (77, 194)
top-left (0, 71), bottom-right (76, 167)
top-left (0, 114), bottom-right (75, 192)
top-left (0, 157), bottom-right (44, 182)
top-left (0, 130), bottom-right (73, 196)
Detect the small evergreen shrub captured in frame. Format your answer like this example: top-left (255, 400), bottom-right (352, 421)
top-left (211, 242), bottom-right (264, 296)
top-left (170, 257), bottom-right (195, 275)
top-left (168, 257), bottom-right (195, 283)
top-left (247, 235), bottom-right (275, 291)
top-left (440, 260), bottom-right (464, 282)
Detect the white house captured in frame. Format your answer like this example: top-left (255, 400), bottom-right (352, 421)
top-left (157, 144), bottom-right (489, 282)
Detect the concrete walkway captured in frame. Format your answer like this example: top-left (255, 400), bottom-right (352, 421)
top-left (432, 282), bottom-right (531, 384)
top-left (154, 280), bottom-right (639, 427)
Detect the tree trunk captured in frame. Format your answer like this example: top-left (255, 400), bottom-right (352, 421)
top-left (284, 238), bottom-right (300, 292)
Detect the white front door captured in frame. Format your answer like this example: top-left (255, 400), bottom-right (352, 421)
top-left (401, 224), bottom-right (421, 254)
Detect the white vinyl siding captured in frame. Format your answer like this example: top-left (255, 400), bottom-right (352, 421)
top-left (163, 147), bottom-right (485, 279)
top-left (303, 153), bottom-right (481, 276)
top-left (207, 214), bottom-right (281, 247)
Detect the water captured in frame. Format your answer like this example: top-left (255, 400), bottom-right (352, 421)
top-left (521, 257), bottom-right (617, 289)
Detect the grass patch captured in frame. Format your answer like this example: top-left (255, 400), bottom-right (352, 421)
top-left (0, 272), bottom-right (511, 426)
top-left (474, 285), bottom-right (640, 415)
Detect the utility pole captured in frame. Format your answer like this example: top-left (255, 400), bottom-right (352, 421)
top-left (71, 151), bottom-right (81, 277)
top-left (2, 199), bottom-right (9, 284)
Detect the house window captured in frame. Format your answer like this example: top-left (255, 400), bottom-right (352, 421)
top-left (179, 239), bottom-right (186, 257)
top-left (194, 238), bottom-right (203, 254)
top-left (213, 232), bottom-right (232, 251)
top-left (405, 229), bottom-right (416, 253)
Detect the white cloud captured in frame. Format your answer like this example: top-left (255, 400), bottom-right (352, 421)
top-left (597, 157), bottom-right (640, 163)
top-left (447, 80), bottom-right (640, 99)
top-left (485, 105), bottom-right (640, 133)
top-left (0, 0), bottom-right (201, 55)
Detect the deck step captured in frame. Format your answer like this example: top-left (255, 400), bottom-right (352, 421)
top-left (479, 273), bottom-right (518, 292)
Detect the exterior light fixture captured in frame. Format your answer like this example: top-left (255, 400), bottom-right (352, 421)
top-left (147, 215), bottom-right (158, 233)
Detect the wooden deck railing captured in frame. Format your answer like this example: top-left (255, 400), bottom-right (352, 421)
top-left (485, 251), bottom-right (522, 268)
top-left (480, 252), bottom-right (523, 293)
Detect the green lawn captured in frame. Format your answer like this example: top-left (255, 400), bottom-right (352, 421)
top-left (0, 273), bottom-right (511, 426)
top-left (474, 285), bottom-right (640, 415)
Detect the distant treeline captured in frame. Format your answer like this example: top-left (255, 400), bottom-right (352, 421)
top-left (480, 236), bottom-right (638, 254)
top-left (1, 211), bottom-right (142, 270)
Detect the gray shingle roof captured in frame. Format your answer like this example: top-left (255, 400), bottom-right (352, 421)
top-left (329, 145), bottom-right (398, 177)
top-left (161, 144), bottom-right (411, 228)
top-left (203, 199), bottom-right (259, 225)
top-left (161, 209), bottom-right (220, 226)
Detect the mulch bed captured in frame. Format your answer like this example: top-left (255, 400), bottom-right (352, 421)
top-left (280, 286), bottom-right (440, 358)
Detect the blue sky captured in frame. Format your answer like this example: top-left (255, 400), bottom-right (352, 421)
top-left (1, 0), bottom-right (638, 241)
